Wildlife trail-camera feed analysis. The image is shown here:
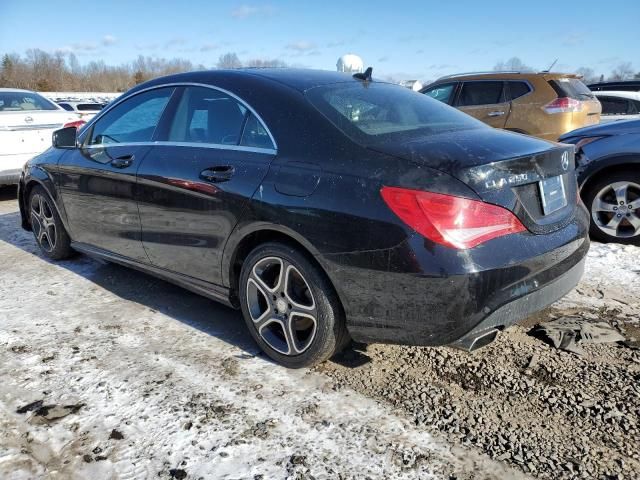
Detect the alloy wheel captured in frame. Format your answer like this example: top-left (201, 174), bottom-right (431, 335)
top-left (30, 193), bottom-right (57, 252)
top-left (246, 256), bottom-right (317, 356)
top-left (591, 181), bottom-right (640, 239)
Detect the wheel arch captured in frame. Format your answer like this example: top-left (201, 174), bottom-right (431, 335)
top-left (579, 155), bottom-right (640, 195)
top-left (224, 225), bottom-right (339, 309)
top-left (21, 168), bottom-right (69, 233)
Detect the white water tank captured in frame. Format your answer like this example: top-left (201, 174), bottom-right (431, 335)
top-left (337, 54), bottom-right (364, 73)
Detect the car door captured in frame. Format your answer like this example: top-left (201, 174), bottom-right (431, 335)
top-left (136, 85), bottom-right (276, 285)
top-left (455, 81), bottom-right (510, 128)
top-left (57, 87), bottom-right (175, 261)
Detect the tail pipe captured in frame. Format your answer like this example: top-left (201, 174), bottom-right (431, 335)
top-left (450, 328), bottom-right (500, 352)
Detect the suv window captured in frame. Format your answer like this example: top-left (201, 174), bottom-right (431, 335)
top-left (549, 78), bottom-right (595, 100)
top-left (88, 88), bottom-right (173, 145)
top-left (507, 81), bottom-right (531, 100)
top-left (168, 86), bottom-right (248, 145)
top-left (422, 83), bottom-right (456, 105)
top-left (457, 81), bottom-right (505, 107)
top-left (599, 96), bottom-right (630, 115)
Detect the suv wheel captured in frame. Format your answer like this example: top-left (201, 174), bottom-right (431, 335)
top-left (583, 170), bottom-right (640, 245)
top-left (29, 186), bottom-right (75, 259)
top-left (239, 242), bottom-right (349, 368)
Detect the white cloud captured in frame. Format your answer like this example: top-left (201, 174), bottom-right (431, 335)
top-left (164, 37), bottom-right (187, 48)
top-left (102, 35), bottom-right (117, 46)
top-left (200, 43), bottom-right (219, 52)
top-left (286, 41), bottom-right (316, 52)
top-left (231, 5), bottom-right (273, 18)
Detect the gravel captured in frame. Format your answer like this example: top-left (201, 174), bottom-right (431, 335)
top-left (316, 306), bottom-right (640, 479)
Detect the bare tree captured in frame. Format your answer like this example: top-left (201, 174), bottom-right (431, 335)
top-left (575, 67), bottom-right (598, 84)
top-left (494, 57), bottom-right (534, 72)
top-left (245, 58), bottom-right (287, 68)
top-left (609, 62), bottom-right (635, 81)
top-left (217, 52), bottom-right (242, 69)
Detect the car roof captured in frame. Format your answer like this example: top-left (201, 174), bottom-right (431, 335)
top-left (594, 90), bottom-right (640, 100)
top-left (430, 71), bottom-right (580, 83)
top-left (136, 68), bottom-right (375, 93)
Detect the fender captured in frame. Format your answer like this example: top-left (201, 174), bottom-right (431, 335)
top-left (20, 163), bottom-right (71, 234)
top-left (221, 219), bottom-right (326, 288)
top-left (578, 154), bottom-right (640, 190)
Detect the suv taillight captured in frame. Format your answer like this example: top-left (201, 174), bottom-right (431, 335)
top-left (380, 187), bottom-right (526, 250)
top-left (543, 97), bottom-right (582, 114)
top-left (63, 120), bottom-right (86, 129)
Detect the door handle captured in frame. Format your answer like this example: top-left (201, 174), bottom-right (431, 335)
top-left (110, 154), bottom-right (134, 169)
top-left (200, 166), bottom-right (235, 183)
top-left (487, 111), bottom-right (505, 117)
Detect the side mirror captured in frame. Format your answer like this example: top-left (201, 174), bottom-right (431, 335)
top-left (52, 126), bottom-right (78, 149)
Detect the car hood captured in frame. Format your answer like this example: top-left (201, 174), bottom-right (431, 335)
top-left (560, 118), bottom-right (640, 140)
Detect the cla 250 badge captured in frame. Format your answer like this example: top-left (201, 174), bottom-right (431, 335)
top-left (486, 173), bottom-right (529, 190)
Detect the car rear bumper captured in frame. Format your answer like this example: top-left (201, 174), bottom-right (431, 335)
top-left (320, 204), bottom-right (590, 347)
top-left (0, 168), bottom-right (22, 185)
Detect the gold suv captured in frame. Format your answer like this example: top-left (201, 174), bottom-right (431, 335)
top-left (422, 72), bottom-right (601, 140)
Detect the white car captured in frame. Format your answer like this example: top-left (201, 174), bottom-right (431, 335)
top-left (0, 88), bottom-right (84, 185)
top-left (56, 100), bottom-right (105, 122)
top-left (594, 91), bottom-right (640, 123)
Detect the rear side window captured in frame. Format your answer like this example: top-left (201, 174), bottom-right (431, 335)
top-left (422, 83), bottom-right (456, 104)
top-left (457, 82), bottom-right (505, 106)
top-left (599, 96), bottom-right (633, 115)
top-left (507, 81), bottom-right (531, 100)
top-left (306, 82), bottom-right (484, 146)
top-left (88, 88), bottom-right (173, 145)
top-left (0, 91), bottom-right (58, 111)
top-left (168, 86), bottom-right (247, 145)
top-left (241, 113), bottom-right (275, 149)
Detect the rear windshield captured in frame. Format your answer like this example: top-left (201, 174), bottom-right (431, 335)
top-left (0, 91), bottom-right (59, 111)
top-left (306, 82), bottom-right (484, 146)
top-left (550, 78), bottom-right (595, 100)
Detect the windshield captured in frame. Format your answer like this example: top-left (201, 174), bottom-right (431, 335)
top-left (306, 82), bottom-right (485, 146)
top-left (0, 91), bottom-right (59, 111)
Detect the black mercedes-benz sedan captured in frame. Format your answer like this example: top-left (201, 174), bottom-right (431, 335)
top-left (18, 68), bottom-right (590, 368)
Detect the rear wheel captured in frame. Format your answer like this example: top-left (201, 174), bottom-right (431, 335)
top-left (239, 242), bottom-right (349, 368)
top-left (29, 186), bottom-right (75, 259)
top-left (583, 170), bottom-right (640, 245)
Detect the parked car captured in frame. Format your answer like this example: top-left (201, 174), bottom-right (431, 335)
top-left (57, 101), bottom-right (106, 121)
top-left (0, 88), bottom-right (84, 186)
top-left (421, 72), bottom-right (601, 141)
top-left (18, 69), bottom-right (589, 367)
top-left (594, 91), bottom-right (640, 123)
top-left (588, 80), bottom-right (640, 92)
top-left (560, 119), bottom-right (640, 245)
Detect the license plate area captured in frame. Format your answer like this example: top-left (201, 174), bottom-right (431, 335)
top-left (539, 175), bottom-right (567, 215)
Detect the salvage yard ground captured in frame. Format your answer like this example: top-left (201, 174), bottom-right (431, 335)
top-left (0, 187), bottom-right (639, 480)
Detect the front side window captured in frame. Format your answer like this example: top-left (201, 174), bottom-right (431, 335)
top-left (457, 81), bottom-right (505, 107)
top-left (306, 82), bottom-right (484, 146)
top-left (168, 87), bottom-right (247, 145)
top-left (87, 88), bottom-right (173, 145)
top-left (423, 83), bottom-right (456, 104)
top-left (0, 91), bottom-right (58, 111)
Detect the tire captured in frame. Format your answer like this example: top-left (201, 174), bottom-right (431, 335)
top-left (239, 242), bottom-right (350, 368)
top-left (582, 170), bottom-right (640, 245)
top-left (28, 185), bottom-right (75, 260)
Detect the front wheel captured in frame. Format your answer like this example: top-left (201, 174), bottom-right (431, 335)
top-left (239, 242), bottom-right (349, 368)
top-left (583, 170), bottom-right (640, 245)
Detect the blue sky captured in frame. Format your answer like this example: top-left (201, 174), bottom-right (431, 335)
top-left (1, 0), bottom-right (637, 81)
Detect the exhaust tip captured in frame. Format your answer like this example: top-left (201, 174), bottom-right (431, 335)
top-left (450, 328), bottom-right (500, 352)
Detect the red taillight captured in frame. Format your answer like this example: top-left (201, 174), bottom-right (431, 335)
top-left (380, 186), bottom-right (526, 249)
top-left (543, 97), bottom-right (582, 114)
top-left (63, 120), bottom-right (86, 129)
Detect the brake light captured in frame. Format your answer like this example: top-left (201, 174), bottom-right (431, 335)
top-left (380, 187), bottom-right (526, 249)
top-left (63, 120), bottom-right (86, 129)
top-left (543, 97), bottom-right (582, 114)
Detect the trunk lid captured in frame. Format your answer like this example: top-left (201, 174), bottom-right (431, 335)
top-left (370, 128), bottom-right (577, 234)
top-left (0, 110), bottom-right (79, 155)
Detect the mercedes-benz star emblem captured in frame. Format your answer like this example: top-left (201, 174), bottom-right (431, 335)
top-left (24, 116), bottom-right (33, 124)
top-left (561, 151), bottom-right (569, 171)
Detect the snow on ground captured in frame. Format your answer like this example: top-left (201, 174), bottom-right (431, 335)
top-left (0, 192), bottom-right (519, 480)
